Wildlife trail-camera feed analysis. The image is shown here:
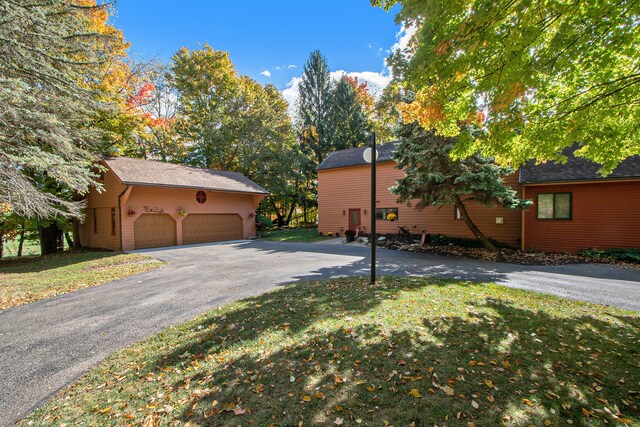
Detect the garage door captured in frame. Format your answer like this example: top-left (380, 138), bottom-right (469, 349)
top-left (134, 214), bottom-right (177, 249)
top-left (182, 214), bottom-right (243, 245)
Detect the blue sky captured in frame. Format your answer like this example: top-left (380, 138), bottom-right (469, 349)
top-left (112, 1), bottom-right (406, 106)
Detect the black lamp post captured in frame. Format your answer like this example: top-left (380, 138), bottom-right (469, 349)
top-left (363, 132), bottom-right (377, 284)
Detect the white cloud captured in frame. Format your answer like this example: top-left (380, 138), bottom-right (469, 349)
top-left (389, 23), bottom-right (417, 58)
top-left (260, 70), bottom-right (271, 77)
top-left (281, 76), bottom-right (303, 118)
top-left (287, 64), bottom-right (296, 69)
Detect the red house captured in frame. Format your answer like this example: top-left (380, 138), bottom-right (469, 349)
top-left (317, 144), bottom-right (640, 253)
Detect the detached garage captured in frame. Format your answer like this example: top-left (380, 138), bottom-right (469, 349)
top-left (79, 157), bottom-right (268, 251)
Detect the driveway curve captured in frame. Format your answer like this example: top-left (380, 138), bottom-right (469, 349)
top-left (1, 239), bottom-right (639, 425)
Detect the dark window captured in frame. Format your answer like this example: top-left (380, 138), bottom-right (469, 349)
top-left (111, 208), bottom-right (116, 235)
top-left (454, 207), bottom-right (462, 220)
top-left (196, 190), bottom-right (207, 204)
top-left (375, 208), bottom-right (399, 221)
top-left (537, 193), bottom-right (572, 220)
top-left (93, 208), bottom-right (97, 233)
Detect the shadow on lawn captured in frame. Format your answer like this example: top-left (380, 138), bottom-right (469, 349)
top-left (136, 278), bottom-right (640, 427)
top-left (0, 250), bottom-right (116, 273)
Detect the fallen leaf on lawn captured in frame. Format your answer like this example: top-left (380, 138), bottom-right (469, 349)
top-left (442, 385), bottom-right (455, 396)
top-left (334, 417), bottom-right (344, 425)
top-left (315, 392), bottom-right (324, 399)
top-left (581, 408), bottom-right (592, 418)
top-left (544, 420), bottom-right (551, 426)
top-left (290, 376), bottom-right (296, 383)
top-left (302, 395), bottom-right (312, 402)
top-left (409, 389), bottom-right (421, 398)
top-left (485, 380), bottom-right (495, 388)
top-left (234, 407), bottom-right (246, 416)
top-left (471, 400), bottom-right (479, 409)
top-left (562, 403), bottom-right (571, 410)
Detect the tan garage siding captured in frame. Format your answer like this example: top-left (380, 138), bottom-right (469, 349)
top-left (428, 174), bottom-right (523, 248)
top-left (318, 162), bottom-right (429, 236)
top-left (80, 169), bottom-right (125, 251)
top-left (133, 214), bottom-right (177, 249)
top-left (121, 186), bottom-right (259, 251)
top-left (182, 214), bottom-right (243, 245)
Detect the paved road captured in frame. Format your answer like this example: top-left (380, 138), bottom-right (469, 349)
top-left (1, 240), bottom-right (639, 425)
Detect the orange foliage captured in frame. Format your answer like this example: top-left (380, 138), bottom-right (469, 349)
top-left (344, 76), bottom-right (375, 112)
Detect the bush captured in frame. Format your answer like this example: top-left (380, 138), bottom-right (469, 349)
top-left (428, 233), bottom-right (513, 249)
top-left (579, 248), bottom-right (640, 263)
top-left (256, 215), bottom-right (273, 229)
top-left (345, 229), bottom-right (356, 243)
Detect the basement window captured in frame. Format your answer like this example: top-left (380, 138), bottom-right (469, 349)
top-left (537, 193), bottom-right (572, 220)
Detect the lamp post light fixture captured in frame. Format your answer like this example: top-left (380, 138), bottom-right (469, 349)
top-left (362, 132), bottom-right (378, 284)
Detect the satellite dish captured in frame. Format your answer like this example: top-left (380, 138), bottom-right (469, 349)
top-left (362, 147), bottom-right (378, 163)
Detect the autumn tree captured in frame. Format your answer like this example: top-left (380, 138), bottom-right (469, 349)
top-left (374, 0), bottom-right (640, 172)
top-left (345, 76), bottom-right (396, 142)
top-left (392, 127), bottom-right (530, 251)
top-left (170, 44), bottom-right (301, 224)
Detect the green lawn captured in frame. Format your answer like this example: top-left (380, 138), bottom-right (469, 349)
top-left (19, 277), bottom-right (639, 426)
top-left (2, 238), bottom-right (40, 258)
top-left (0, 251), bottom-right (165, 310)
top-left (260, 227), bottom-right (335, 243)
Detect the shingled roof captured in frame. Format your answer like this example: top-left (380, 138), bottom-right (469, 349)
top-left (103, 157), bottom-right (268, 194)
top-left (519, 146), bottom-right (640, 184)
top-left (317, 141), bottom-right (398, 170)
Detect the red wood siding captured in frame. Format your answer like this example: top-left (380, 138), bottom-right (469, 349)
top-left (318, 163), bottom-right (429, 236)
top-left (524, 181), bottom-right (640, 252)
top-left (428, 174), bottom-right (523, 248)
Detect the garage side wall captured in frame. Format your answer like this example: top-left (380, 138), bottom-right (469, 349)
top-left (318, 163), bottom-right (429, 236)
top-left (121, 186), bottom-right (261, 251)
top-left (79, 169), bottom-right (125, 251)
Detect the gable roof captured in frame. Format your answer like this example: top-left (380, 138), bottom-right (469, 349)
top-left (317, 141), bottom-right (398, 170)
top-left (103, 157), bottom-right (268, 194)
top-left (519, 146), bottom-right (640, 184)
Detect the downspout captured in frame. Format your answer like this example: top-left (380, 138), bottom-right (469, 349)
top-left (118, 185), bottom-right (130, 252)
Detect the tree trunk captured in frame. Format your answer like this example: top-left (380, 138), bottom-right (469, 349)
top-left (453, 195), bottom-right (498, 252)
top-left (56, 228), bottom-right (64, 251)
top-left (72, 219), bottom-right (82, 249)
top-left (64, 231), bottom-right (73, 249)
top-left (39, 223), bottom-right (59, 255)
top-left (0, 232), bottom-right (4, 259)
top-left (284, 204), bottom-right (296, 226)
top-left (17, 223), bottom-right (25, 257)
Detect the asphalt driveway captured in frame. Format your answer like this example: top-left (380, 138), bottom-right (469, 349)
top-left (1, 239), bottom-right (639, 425)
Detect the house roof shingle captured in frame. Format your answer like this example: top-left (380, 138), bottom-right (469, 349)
top-left (519, 146), bottom-right (640, 184)
top-left (317, 141), bottom-right (398, 170)
top-left (318, 141), bottom-right (640, 184)
top-left (103, 157), bottom-right (269, 194)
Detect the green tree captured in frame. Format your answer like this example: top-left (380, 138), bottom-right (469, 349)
top-left (392, 127), bottom-right (530, 251)
top-left (297, 50), bottom-right (335, 165)
top-left (170, 44), bottom-right (302, 225)
top-left (329, 76), bottom-right (369, 150)
top-left (374, 0), bottom-right (640, 172)
top-left (0, 1), bottom-right (125, 219)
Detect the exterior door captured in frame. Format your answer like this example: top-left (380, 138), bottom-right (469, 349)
top-left (348, 209), bottom-right (361, 231)
top-left (133, 214), bottom-right (177, 249)
top-left (182, 214), bottom-right (243, 245)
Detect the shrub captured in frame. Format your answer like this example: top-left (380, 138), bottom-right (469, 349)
top-left (579, 248), bottom-right (640, 263)
top-left (345, 229), bottom-right (356, 243)
top-left (256, 215), bottom-right (273, 229)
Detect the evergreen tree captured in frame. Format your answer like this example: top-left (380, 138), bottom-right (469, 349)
top-left (392, 126), bottom-right (531, 251)
top-left (329, 76), bottom-right (369, 150)
top-left (297, 50), bottom-right (334, 164)
top-left (0, 1), bottom-right (126, 220)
